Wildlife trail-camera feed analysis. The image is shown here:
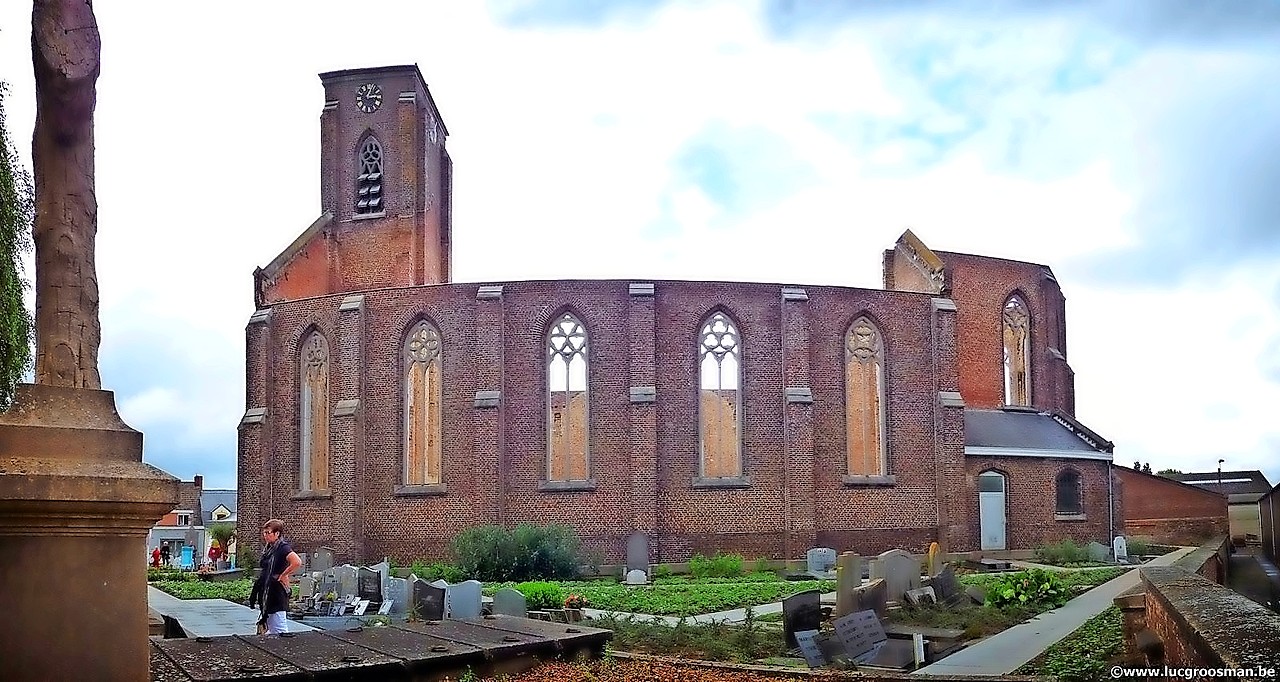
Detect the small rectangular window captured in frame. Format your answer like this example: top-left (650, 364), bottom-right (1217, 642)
top-left (978, 475), bottom-right (1004, 493)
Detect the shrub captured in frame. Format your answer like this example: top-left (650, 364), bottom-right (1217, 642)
top-left (1035, 539), bottom-right (1089, 566)
top-left (451, 524), bottom-right (582, 582)
top-left (515, 581), bottom-right (565, 610)
top-left (986, 568), bottom-right (1071, 610)
top-left (688, 552), bottom-right (744, 579)
top-left (411, 561), bottom-right (466, 583)
top-left (1127, 538), bottom-right (1150, 557)
top-left (208, 522), bottom-right (235, 548)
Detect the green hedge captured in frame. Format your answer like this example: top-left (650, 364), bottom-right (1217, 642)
top-left (452, 523), bottom-right (581, 582)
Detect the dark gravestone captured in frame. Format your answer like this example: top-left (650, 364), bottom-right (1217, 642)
top-left (930, 565), bottom-right (962, 605)
top-left (411, 579), bottom-right (445, 621)
top-left (832, 610), bottom-right (888, 663)
top-left (782, 589), bottom-right (823, 649)
top-left (358, 567), bottom-right (382, 604)
top-left (625, 532), bottom-right (649, 574)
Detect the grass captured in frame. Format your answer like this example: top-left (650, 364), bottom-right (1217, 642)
top-left (591, 610), bottom-right (787, 663)
top-left (1016, 605), bottom-right (1132, 681)
top-left (487, 575), bottom-right (836, 617)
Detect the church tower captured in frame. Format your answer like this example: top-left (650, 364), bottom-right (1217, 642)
top-left (255, 65), bottom-right (452, 305)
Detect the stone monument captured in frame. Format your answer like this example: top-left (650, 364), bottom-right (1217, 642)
top-left (0, 3), bottom-right (179, 679)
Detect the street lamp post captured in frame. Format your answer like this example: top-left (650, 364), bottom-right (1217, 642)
top-left (1218, 458), bottom-right (1226, 495)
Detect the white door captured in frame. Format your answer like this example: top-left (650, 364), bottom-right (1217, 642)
top-left (979, 471), bottom-right (1007, 550)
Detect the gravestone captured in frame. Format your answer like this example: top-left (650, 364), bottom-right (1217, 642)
top-left (782, 589), bottom-right (823, 649)
top-left (852, 578), bottom-right (888, 617)
top-left (834, 552), bottom-right (863, 618)
top-left (929, 564), bottom-right (962, 604)
top-left (377, 600), bottom-right (394, 615)
top-left (335, 565), bottom-right (359, 598)
top-left (869, 549), bottom-right (921, 603)
top-left (832, 610), bottom-right (888, 663)
top-left (794, 630), bottom-right (828, 667)
top-left (965, 585), bottom-right (986, 605)
top-left (1086, 541), bottom-right (1109, 562)
top-left (370, 561), bottom-right (391, 599)
top-left (312, 547), bottom-right (335, 573)
top-left (806, 547), bottom-right (837, 578)
top-left (357, 567), bottom-right (382, 604)
top-left (352, 599), bottom-right (371, 616)
top-left (492, 587), bottom-right (528, 617)
top-left (299, 576), bottom-right (315, 600)
top-left (904, 586), bottom-right (937, 606)
top-left (1113, 536), bottom-right (1128, 562)
top-left (386, 577), bottom-right (408, 614)
top-left (410, 576), bottom-right (445, 620)
top-left (926, 542), bottom-right (942, 577)
top-left (625, 569), bottom-right (648, 585)
top-left (446, 580), bottom-right (483, 619)
top-left (625, 532), bottom-right (649, 575)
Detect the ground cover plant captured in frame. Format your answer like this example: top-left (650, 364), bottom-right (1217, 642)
top-left (1034, 539), bottom-right (1110, 568)
top-left (151, 579), bottom-right (256, 601)
top-left (479, 657), bottom-right (863, 681)
top-left (1016, 605), bottom-right (1131, 681)
top-left (485, 575), bottom-right (835, 617)
top-left (590, 609), bottom-right (784, 662)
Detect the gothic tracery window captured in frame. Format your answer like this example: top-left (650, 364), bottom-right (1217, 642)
top-left (404, 321), bottom-right (443, 485)
top-left (1055, 468), bottom-right (1083, 514)
top-left (845, 317), bottom-right (886, 476)
top-left (699, 312), bottom-right (742, 478)
top-left (299, 331), bottom-right (329, 491)
top-left (548, 313), bottom-right (589, 481)
top-left (355, 136), bottom-right (384, 215)
top-left (1003, 294), bottom-right (1031, 406)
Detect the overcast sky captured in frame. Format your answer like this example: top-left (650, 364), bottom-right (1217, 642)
top-left (1, 1), bottom-right (1277, 493)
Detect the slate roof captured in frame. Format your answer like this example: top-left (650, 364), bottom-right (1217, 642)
top-left (200, 490), bottom-right (238, 526)
top-left (964, 408), bottom-right (1113, 456)
top-left (1169, 470), bottom-right (1272, 504)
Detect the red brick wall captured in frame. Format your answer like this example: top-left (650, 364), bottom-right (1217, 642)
top-left (937, 251), bottom-right (1074, 416)
top-left (1115, 466), bottom-right (1228, 545)
top-left (962, 457), bottom-right (1114, 550)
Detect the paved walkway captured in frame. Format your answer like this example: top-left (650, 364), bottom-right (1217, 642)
top-left (911, 547), bottom-right (1195, 676)
top-left (147, 586), bottom-right (318, 637)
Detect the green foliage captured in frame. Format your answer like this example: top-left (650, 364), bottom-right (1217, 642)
top-left (985, 568), bottom-right (1071, 610)
top-left (1155, 468), bottom-right (1182, 477)
top-left (0, 82), bottom-right (34, 410)
top-left (451, 523), bottom-right (581, 582)
top-left (653, 564), bottom-right (673, 579)
top-left (529, 578), bottom-right (834, 617)
top-left (752, 557), bottom-right (771, 574)
top-left (1017, 605), bottom-right (1126, 681)
top-left (411, 561), bottom-right (465, 583)
top-left (687, 552), bottom-right (745, 579)
top-left (208, 522), bottom-right (235, 547)
top-left (1035, 539), bottom-right (1091, 566)
top-left (1126, 538), bottom-right (1150, 557)
top-left (148, 567), bottom-right (196, 582)
top-left (515, 581), bottom-right (566, 610)
top-left (153, 579), bottom-right (254, 601)
top-left (591, 612), bottom-right (787, 662)
top-left (890, 601), bottom-right (1031, 639)
top-left (238, 543), bottom-right (258, 570)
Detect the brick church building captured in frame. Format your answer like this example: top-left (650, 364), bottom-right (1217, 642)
top-left (238, 65), bottom-right (1120, 565)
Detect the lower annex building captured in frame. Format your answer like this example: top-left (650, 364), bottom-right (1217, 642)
top-left (238, 65), bottom-right (1120, 565)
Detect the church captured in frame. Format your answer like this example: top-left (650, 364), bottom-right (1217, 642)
top-left (237, 65), bottom-right (1120, 566)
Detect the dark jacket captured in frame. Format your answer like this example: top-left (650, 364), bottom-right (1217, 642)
top-left (248, 540), bottom-right (293, 616)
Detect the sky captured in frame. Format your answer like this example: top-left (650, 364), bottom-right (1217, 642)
top-left (0, 1), bottom-right (1277, 492)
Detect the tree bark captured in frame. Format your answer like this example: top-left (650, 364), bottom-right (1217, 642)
top-left (31, 0), bottom-right (101, 389)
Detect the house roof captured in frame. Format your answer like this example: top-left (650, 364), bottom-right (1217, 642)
top-left (1168, 470), bottom-right (1272, 503)
top-left (964, 408), bottom-right (1114, 460)
top-left (176, 481), bottom-right (202, 519)
top-left (200, 490), bottom-right (238, 526)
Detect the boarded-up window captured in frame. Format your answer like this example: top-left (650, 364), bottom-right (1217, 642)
top-left (299, 332), bottom-right (329, 491)
top-left (548, 313), bottom-right (589, 481)
top-left (1003, 295), bottom-right (1031, 406)
top-left (699, 312), bottom-right (742, 478)
top-left (1055, 469), bottom-right (1082, 514)
top-left (404, 321), bottom-right (443, 485)
top-left (845, 317), bottom-right (886, 476)
top-left (355, 136), bottom-right (384, 215)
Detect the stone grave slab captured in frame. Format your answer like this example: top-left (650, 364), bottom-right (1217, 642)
top-left (625, 569), bottom-right (648, 585)
top-left (1113, 536), bottom-right (1128, 562)
top-left (869, 550), bottom-right (921, 604)
top-left (832, 609), bottom-right (888, 663)
top-left (806, 547), bottom-right (837, 578)
top-left (334, 565), bottom-right (358, 598)
top-left (446, 580), bottom-right (483, 619)
top-left (782, 589), bottom-right (822, 649)
top-left (411, 576), bottom-right (446, 621)
top-left (852, 578), bottom-right (888, 617)
top-left (904, 586), bottom-right (936, 606)
top-left (834, 552), bottom-right (863, 618)
top-left (794, 630), bottom-right (827, 668)
top-left (357, 567), bottom-right (382, 605)
top-left (311, 547), bottom-right (334, 573)
top-left (625, 532), bottom-right (649, 575)
top-left (1087, 541), bottom-right (1110, 562)
top-left (386, 577), bottom-right (407, 614)
top-left (928, 565), bottom-right (962, 604)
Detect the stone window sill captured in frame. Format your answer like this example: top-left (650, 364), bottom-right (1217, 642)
top-left (395, 484), bottom-right (447, 497)
top-left (538, 479), bottom-right (597, 492)
top-left (1055, 512), bottom-right (1087, 522)
top-left (292, 489), bottom-right (331, 501)
top-left (843, 475), bottom-right (897, 487)
top-left (351, 211), bottom-right (386, 221)
top-left (692, 476), bottom-right (752, 490)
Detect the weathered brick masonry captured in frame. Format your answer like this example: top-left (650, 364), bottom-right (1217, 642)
top-left (238, 65), bottom-right (1121, 564)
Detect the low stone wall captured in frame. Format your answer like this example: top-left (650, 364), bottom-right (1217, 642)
top-left (1125, 517), bottom-right (1229, 547)
top-left (1118, 537), bottom-right (1280, 672)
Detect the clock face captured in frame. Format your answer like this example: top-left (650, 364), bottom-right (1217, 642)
top-left (355, 83), bottom-right (382, 113)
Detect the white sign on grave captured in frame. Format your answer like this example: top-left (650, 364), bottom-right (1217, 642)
top-left (377, 599), bottom-right (393, 616)
top-left (832, 610), bottom-right (888, 663)
top-left (794, 630), bottom-right (828, 668)
top-left (353, 599), bottom-right (371, 616)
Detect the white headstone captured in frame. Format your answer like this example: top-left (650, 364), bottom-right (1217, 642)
top-left (299, 576), bottom-right (315, 599)
top-left (371, 561), bottom-right (391, 599)
top-left (377, 599), bottom-right (393, 615)
top-left (1113, 536), bottom-right (1128, 562)
top-left (353, 599), bottom-right (371, 616)
top-left (794, 630), bottom-right (828, 668)
top-left (869, 550), bottom-right (922, 603)
top-left (335, 565), bottom-right (359, 598)
top-left (386, 577), bottom-right (408, 614)
top-left (625, 569), bottom-right (648, 585)
top-left (806, 547), bottom-right (837, 577)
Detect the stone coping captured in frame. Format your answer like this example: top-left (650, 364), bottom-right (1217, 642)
top-left (1141, 565), bottom-right (1280, 668)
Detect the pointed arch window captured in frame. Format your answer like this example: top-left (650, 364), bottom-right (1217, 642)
top-left (404, 321), bottom-right (443, 486)
top-left (1003, 295), bottom-right (1031, 406)
top-left (547, 313), bottom-right (589, 482)
top-left (299, 332), bottom-right (329, 491)
top-left (1055, 469), bottom-right (1083, 515)
top-left (355, 136), bottom-right (384, 215)
top-left (846, 317), bottom-right (887, 477)
top-left (699, 312), bottom-right (742, 479)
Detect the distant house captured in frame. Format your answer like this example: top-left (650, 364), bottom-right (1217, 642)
top-left (200, 487), bottom-right (238, 562)
top-left (148, 475), bottom-right (204, 567)
top-left (1116, 466), bottom-right (1228, 545)
top-left (1169, 470), bottom-right (1273, 543)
